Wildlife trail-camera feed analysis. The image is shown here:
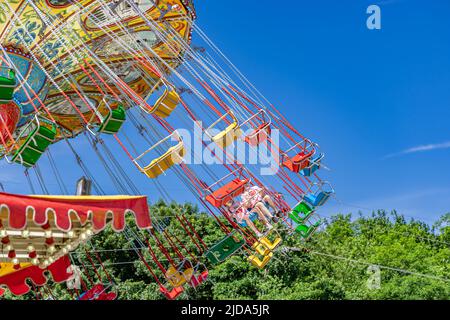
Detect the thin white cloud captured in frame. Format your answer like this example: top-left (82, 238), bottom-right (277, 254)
top-left (383, 141), bottom-right (450, 159)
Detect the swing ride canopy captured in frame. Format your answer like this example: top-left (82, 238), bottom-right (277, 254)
top-left (0, 0), bottom-right (195, 145)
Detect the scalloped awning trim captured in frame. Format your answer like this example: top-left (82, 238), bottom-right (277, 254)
top-left (0, 192), bottom-right (152, 232)
top-left (0, 256), bottom-right (72, 296)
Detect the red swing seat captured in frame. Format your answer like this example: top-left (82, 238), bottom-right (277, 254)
top-left (244, 123), bottom-right (271, 146)
top-left (78, 284), bottom-right (117, 300)
top-left (190, 270), bottom-right (209, 288)
top-left (159, 285), bottom-right (184, 300)
top-left (283, 150), bottom-right (314, 173)
top-left (241, 109), bottom-right (272, 147)
top-left (205, 178), bottom-right (249, 207)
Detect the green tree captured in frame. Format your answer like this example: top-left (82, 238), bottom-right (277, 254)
top-left (2, 204), bottom-right (449, 300)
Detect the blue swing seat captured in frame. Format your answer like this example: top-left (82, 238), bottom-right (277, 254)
top-left (300, 153), bottom-right (324, 177)
top-left (304, 191), bottom-right (332, 207)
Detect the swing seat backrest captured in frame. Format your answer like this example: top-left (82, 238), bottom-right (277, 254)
top-left (300, 166), bottom-right (315, 177)
top-left (295, 220), bottom-right (321, 239)
top-left (259, 236), bottom-right (282, 251)
top-left (165, 261), bottom-right (194, 287)
top-left (160, 285), bottom-right (184, 300)
top-left (300, 153), bottom-right (324, 177)
top-left (290, 201), bottom-right (314, 223)
top-left (205, 178), bottom-right (249, 207)
top-left (252, 241), bottom-right (271, 256)
top-left (304, 191), bottom-right (331, 207)
top-left (84, 286), bottom-right (117, 301)
top-left (152, 88), bottom-right (180, 118)
top-left (283, 150), bottom-right (314, 173)
top-left (11, 120), bottom-right (57, 167)
top-left (212, 121), bottom-right (243, 148)
top-left (244, 122), bottom-right (271, 146)
top-left (289, 211), bottom-right (303, 225)
top-left (300, 161), bottom-right (319, 176)
top-left (0, 68), bottom-right (17, 104)
top-left (206, 233), bottom-right (245, 264)
top-left (190, 270), bottom-right (209, 288)
top-left (295, 224), bottom-right (312, 239)
top-left (248, 252), bottom-right (273, 269)
top-left (293, 201), bottom-right (313, 215)
top-left (78, 284), bottom-right (105, 300)
top-left (97, 104), bottom-right (126, 134)
top-left (141, 142), bottom-right (186, 179)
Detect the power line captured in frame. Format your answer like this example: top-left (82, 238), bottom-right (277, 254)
top-left (73, 244), bottom-right (450, 285)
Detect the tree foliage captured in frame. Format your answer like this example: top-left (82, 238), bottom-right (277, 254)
top-left (2, 202), bottom-right (449, 300)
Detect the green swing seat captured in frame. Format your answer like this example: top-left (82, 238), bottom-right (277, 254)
top-left (0, 68), bottom-right (17, 104)
top-left (295, 220), bottom-right (321, 240)
top-left (205, 231), bottom-right (246, 265)
top-left (97, 104), bottom-right (126, 134)
top-left (289, 201), bottom-right (314, 224)
top-left (11, 119), bottom-right (57, 167)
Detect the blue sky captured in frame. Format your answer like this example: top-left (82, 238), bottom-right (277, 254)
top-left (1, 0), bottom-right (449, 224)
top-left (194, 0), bottom-right (450, 223)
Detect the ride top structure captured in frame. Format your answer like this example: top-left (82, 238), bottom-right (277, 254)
top-left (0, 0), bottom-right (334, 300)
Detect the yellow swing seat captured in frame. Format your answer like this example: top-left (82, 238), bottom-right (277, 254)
top-left (259, 236), bottom-right (282, 251)
top-left (165, 265), bottom-right (194, 288)
top-left (141, 143), bottom-right (185, 179)
top-left (207, 110), bottom-right (242, 148)
top-left (153, 89), bottom-right (180, 118)
top-left (212, 122), bottom-right (242, 148)
top-left (143, 81), bottom-right (180, 118)
top-left (133, 131), bottom-right (185, 179)
top-left (251, 231), bottom-right (282, 256)
top-left (248, 229), bottom-right (282, 269)
top-left (248, 252), bottom-right (273, 269)
top-left (252, 241), bottom-right (271, 256)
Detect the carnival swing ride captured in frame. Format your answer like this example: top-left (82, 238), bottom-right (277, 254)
top-left (0, 0), bottom-right (334, 300)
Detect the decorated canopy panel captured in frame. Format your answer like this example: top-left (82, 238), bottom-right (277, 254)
top-left (0, 0), bottom-right (195, 139)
